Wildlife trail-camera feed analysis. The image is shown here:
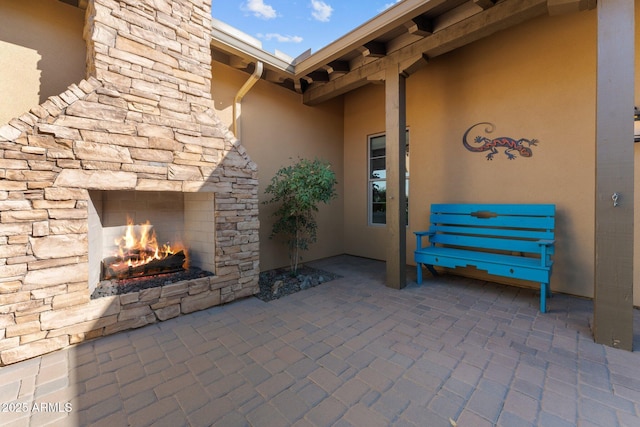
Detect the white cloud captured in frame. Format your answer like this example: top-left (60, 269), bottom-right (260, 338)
top-left (243, 0), bottom-right (277, 19)
top-left (381, 0), bottom-right (402, 12)
top-left (258, 33), bottom-right (304, 43)
top-left (311, 0), bottom-right (333, 22)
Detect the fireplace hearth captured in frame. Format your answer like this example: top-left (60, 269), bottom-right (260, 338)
top-left (91, 267), bottom-right (214, 299)
top-left (0, 0), bottom-right (260, 366)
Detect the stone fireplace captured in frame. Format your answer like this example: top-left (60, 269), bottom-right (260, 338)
top-left (0, 0), bottom-right (259, 365)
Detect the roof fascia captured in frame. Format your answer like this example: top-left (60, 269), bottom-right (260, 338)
top-left (211, 18), bottom-right (296, 75)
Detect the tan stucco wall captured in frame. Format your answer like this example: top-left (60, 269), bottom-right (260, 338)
top-left (344, 10), bottom-right (597, 298)
top-left (212, 63), bottom-right (345, 271)
top-left (0, 0), bottom-right (85, 125)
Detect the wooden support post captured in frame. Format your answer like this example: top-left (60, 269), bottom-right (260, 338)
top-left (385, 64), bottom-right (407, 289)
top-left (594, 0), bottom-right (634, 350)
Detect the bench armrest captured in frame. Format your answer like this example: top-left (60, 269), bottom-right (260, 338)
top-left (537, 239), bottom-right (555, 267)
top-left (537, 239), bottom-right (555, 246)
top-left (414, 230), bottom-right (435, 249)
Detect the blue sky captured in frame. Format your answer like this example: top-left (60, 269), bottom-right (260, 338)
top-left (211, 0), bottom-right (403, 58)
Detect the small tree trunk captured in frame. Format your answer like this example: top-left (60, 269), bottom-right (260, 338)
top-left (293, 217), bottom-right (300, 273)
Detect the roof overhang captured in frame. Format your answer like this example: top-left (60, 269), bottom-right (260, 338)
top-left (65, 0), bottom-right (595, 105)
top-left (211, 0), bottom-right (596, 104)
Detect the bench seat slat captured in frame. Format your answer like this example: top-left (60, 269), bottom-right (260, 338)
top-left (429, 233), bottom-right (553, 254)
top-left (415, 247), bottom-right (553, 283)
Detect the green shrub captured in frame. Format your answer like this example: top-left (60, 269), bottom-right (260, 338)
top-left (264, 158), bottom-right (338, 274)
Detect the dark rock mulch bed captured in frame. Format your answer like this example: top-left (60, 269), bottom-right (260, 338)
top-left (255, 265), bottom-right (341, 302)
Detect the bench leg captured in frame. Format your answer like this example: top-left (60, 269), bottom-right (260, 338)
top-left (416, 264), bottom-right (438, 285)
top-left (426, 265), bottom-right (438, 277)
top-left (540, 283), bottom-right (548, 313)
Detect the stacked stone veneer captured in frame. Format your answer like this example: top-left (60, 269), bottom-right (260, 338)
top-left (0, 0), bottom-right (259, 365)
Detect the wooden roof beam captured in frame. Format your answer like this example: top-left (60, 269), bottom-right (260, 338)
top-left (58, 0), bottom-right (88, 8)
top-left (264, 69), bottom-right (286, 83)
top-left (404, 15), bottom-right (433, 36)
top-left (358, 41), bottom-right (387, 58)
top-left (474, 0), bottom-right (496, 10)
top-left (304, 0), bottom-right (549, 105)
top-left (294, 0), bottom-right (450, 77)
top-left (229, 56), bottom-right (251, 69)
top-left (306, 70), bottom-right (330, 82)
top-left (547, 0), bottom-right (596, 15)
top-left (324, 61), bottom-right (351, 75)
top-left (401, 53), bottom-right (429, 77)
top-left (294, 78), bottom-right (313, 93)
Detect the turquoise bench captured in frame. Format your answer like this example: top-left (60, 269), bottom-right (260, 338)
top-left (414, 204), bottom-right (555, 313)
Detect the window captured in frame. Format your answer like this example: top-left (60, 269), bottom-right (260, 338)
top-left (368, 131), bottom-right (409, 225)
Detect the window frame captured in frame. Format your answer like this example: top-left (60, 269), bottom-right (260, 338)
top-left (367, 130), bottom-right (409, 226)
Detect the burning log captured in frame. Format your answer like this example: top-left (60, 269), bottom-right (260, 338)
top-left (103, 250), bottom-right (186, 280)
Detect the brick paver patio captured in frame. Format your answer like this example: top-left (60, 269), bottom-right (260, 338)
top-left (1, 255), bottom-right (640, 426)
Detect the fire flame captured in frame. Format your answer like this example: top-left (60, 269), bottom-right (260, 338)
top-left (111, 217), bottom-right (187, 270)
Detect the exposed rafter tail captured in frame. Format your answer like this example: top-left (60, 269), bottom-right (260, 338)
top-left (474, 0), bottom-right (496, 10)
top-left (358, 41), bottom-right (387, 58)
top-left (401, 54), bottom-right (429, 78)
top-left (404, 15), bottom-right (433, 36)
top-left (547, 0), bottom-right (597, 15)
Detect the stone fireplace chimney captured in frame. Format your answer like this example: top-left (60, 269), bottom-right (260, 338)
top-left (0, 0), bottom-right (259, 365)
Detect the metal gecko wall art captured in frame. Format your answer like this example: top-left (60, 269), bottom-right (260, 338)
top-left (462, 122), bottom-right (538, 160)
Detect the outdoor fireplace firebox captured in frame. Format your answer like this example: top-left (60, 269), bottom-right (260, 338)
top-left (101, 217), bottom-right (188, 281)
top-left (88, 190), bottom-right (217, 296)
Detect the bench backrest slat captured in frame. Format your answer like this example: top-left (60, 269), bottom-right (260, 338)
top-left (427, 204), bottom-right (555, 255)
top-left (431, 203), bottom-right (556, 216)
